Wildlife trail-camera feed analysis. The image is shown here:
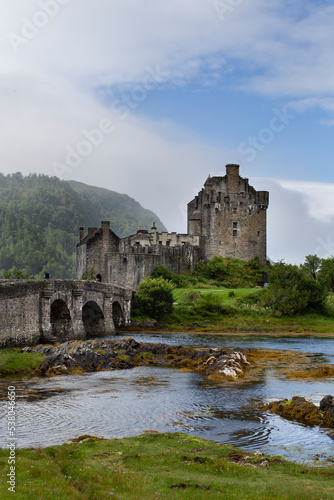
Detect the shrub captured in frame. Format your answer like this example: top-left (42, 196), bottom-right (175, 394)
top-left (262, 264), bottom-right (327, 316)
top-left (3, 267), bottom-right (33, 279)
top-left (135, 277), bottom-right (174, 320)
top-left (195, 293), bottom-right (225, 316)
top-left (180, 291), bottom-right (200, 304)
top-left (150, 265), bottom-right (174, 281)
top-left (318, 258), bottom-right (334, 292)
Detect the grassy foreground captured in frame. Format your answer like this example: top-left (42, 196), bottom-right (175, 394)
top-left (1, 433), bottom-right (334, 499)
top-left (0, 349), bottom-right (46, 376)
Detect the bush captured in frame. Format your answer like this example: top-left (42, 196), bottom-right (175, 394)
top-left (195, 293), bottom-right (225, 316)
top-left (180, 291), bottom-right (200, 304)
top-left (262, 264), bottom-right (327, 316)
top-left (318, 258), bottom-right (334, 292)
top-left (135, 277), bottom-right (174, 320)
top-left (3, 267), bottom-right (34, 279)
top-left (150, 265), bottom-right (174, 281)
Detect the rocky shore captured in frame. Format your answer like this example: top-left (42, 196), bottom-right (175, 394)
top-left (28, 337), bottom-right (250, 380)
top-left (260, 395), bottom-right (334, 430)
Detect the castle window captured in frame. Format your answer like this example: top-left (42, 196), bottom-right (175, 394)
top-left (233, 222), bottom-right (237, 229)
top-left (258, 231), bottom-right (260, 238)
top-left (233, 208), bottom-right (237, 214)
top-left (166, 241), bottom-right (170, 247)
top-left (233, 230), bottom-right (237, 237)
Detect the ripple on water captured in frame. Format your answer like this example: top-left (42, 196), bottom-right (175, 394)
top-left (0, 348), bottom-right (333, 464)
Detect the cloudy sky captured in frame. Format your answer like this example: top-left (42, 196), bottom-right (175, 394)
top-left (2, 0), bottom-right (334, 263)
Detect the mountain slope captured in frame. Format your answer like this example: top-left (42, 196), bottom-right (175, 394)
top-left (67, 180), bottom-right (166, 237)
top-left (0, 173), bottom-right (166, 278)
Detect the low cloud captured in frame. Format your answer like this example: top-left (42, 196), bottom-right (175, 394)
top-left (255, 178), bottom-right (334, 264)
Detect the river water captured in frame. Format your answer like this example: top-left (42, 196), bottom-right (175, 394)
top-left (1, 332), bottom-right (334, 465)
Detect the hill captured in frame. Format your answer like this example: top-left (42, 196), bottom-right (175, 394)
top-left (0, 172), bottom-right (166, 279)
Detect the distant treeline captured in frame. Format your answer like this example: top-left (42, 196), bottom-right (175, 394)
top-left (0, 172), bottom-right (166, 279)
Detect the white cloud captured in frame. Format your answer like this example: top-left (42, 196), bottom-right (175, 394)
top-left (255, 178), bottom-right (334, 263)
top-left (1, 0), bottom-right (334, 264)
top-left (275, 179), bottom-right (334, 221)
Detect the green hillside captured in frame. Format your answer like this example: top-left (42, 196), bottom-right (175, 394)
top-left (0, 172), bottom-right (166, 279)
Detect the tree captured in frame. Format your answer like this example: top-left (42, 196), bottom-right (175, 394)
top-left (300, 254), bottom-right (322, 281)
top-left (135, 277), bottom-right (174, 320)
top-left (150, 265), bottom-right (174, 281)
top-left (263, 263), bottom-right (327, 315)
top-left (318, 258), bottom-right (334, 292)
top-left (3, 267), bottom-right (33, 279)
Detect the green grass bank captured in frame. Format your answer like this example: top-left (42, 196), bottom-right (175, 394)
top-left (131, 287), bottom-right (334, 335)
top-left (1, 433), bottom-right (333, 499)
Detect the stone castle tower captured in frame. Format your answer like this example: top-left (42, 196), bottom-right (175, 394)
top-left (77, 164), bottom-right (269, 289)
top-left (187, 164), bottom-right (269, 262)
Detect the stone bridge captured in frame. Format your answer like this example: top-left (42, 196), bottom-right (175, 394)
top-left (0, 280), bottom-right (133, 347)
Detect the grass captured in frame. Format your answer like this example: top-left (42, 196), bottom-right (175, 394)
top-left (144, 287), bottom-right (334, 335)
top-left (0, 349), bottom-right (46, 376)
top-left (173, 287), bottom-right (255, 303)
top-left (1, 433), bottom-right (333, 499)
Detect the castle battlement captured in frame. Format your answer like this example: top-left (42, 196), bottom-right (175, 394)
top-left (76, 164), bottom-right (269, 289)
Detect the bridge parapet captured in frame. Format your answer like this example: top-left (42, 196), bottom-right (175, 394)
top-left (0, 280), bottom-right (132, 347)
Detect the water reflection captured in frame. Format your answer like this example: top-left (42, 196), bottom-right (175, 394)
top-left (1, 363), bottom-right (333, 465)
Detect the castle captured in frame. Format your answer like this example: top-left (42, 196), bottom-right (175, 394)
top-left (76, 164), bottom-right (269, 290)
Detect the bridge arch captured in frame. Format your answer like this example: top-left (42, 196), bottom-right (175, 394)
top-left (50, 299), bottom-right (72, 339)
top-left (82, 300), bottom-right (105, 337)
top-left (112, 301), bottom-right (124, 328)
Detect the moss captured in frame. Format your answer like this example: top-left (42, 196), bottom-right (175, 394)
top-left (92, 348), bottom-right (106, 355)
top-left (262, 396), bottom-right (324, 427)
top-left (286, 365), bottom-right (334, 379)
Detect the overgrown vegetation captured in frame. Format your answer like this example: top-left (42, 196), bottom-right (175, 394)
top-left (132, 256), bottom-right (334, 330)
top-left (134, 277), bottom-right (174, 320)
top-left (1, 433), bottom-right (333, 499)
top-left (151, 256), bottom-right (267, 289)
top-left (0, 172), bottom-right (165, 279)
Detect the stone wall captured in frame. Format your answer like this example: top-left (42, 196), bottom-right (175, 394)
top-left (0, 280), bottom-right (131, 347)
top-left (0, 281), bottom-right (42, 347)
top-left (76, 164), bottom-right (269, 287)
top-left (187, 164), bottom-right (269, 262)
top-left (106, 244), bottom-right (203, 290)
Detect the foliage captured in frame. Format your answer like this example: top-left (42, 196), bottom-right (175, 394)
top-left (135, 277), bottom-right (174, 320)
top-left (300, 254), bottom-right (322, 280)
top-left (81, 267), bottom-right (96, 280)
top-left (0, 172), bottom-right (165, 279)
top-left (262, 263), bottom-right (327, 316)
top-left (191, 256), bottom-right (267, 288)
top-left (194, 292), bottom-right (226, 316)
top-left (3, 267), bottom-right (33, 279)
top-left (150, 265), bottom-right (174, 281)
top-left (318, 257), bottom-right (334, 292)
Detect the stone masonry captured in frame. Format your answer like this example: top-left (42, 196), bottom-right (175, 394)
top-left (0, 280), bottom-right (132, 347)
top-left (76, 164), bottom-right (269, 289)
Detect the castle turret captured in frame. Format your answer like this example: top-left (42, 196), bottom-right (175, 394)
top-left (226, 164), bottom-right (240, 194)
top-left (187, 164), bottom-right (269, 262)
